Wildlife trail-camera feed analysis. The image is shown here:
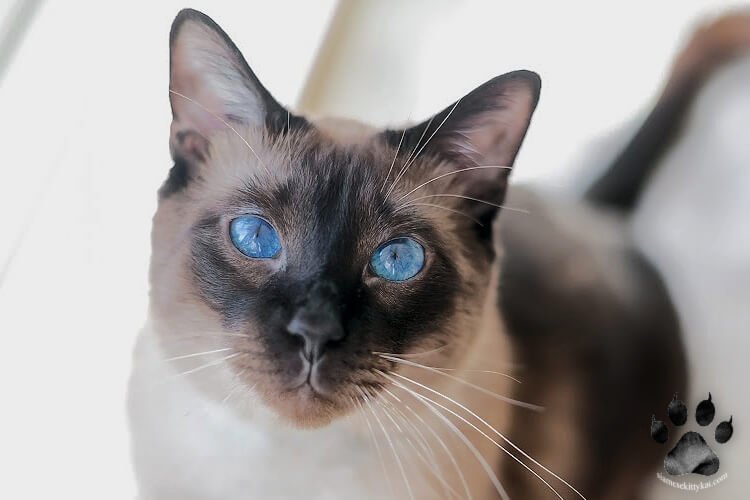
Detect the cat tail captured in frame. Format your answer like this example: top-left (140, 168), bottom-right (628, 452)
top-left (584, 11), bottom-right (750, 211)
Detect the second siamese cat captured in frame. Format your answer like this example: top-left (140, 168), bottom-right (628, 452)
top-left (129, 9), bottom-right (750, 499)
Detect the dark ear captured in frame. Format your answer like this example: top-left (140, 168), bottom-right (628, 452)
top-left (384, 70), bottom-right (540, 224)
top-left (168, 9), bottom-right (301, 163)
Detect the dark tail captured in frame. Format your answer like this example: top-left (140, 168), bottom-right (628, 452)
top-left (585, 11), bottom-right (750, 210)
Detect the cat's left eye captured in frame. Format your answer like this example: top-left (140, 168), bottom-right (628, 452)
top-left (230, 215), bottom-right (282, 259)
top-left (370, 237), bottom-right (425, 282)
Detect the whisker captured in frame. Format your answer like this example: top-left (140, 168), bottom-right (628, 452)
top-left (376, 342), bottom-right (455, 359)
top-left (375, 352), bottom-right (521, 383)
top-left (380, 354), bottom-right (541, 411)
top-left (380, 389), bottom-right (462, 500)
top-left (384, 402), bottom-right (441, 472)
top-left (398, 194), bottom-right (531, 216)
top-left (162, 347), bottom-right (234, 363)
top-left (390, 389), bottom-right (474, 500)
top-left (382, 372), bottom-right (509, 500)
top-left (379, 392), bottom-right (440, 472)
top-left (403, 203), bottom-right (483, 226)
top-left (387, 98), bottom-right (463, 199)
top-left (432, 368), bottom-right (522, 384)
top-left (374, 398), bottom-right (446, 499)
top-left (168, 89), bottom-right (271, 176)
top-left (397, 165), bottom-right (512, 203)
top-left (354, 395), bottom-right (394, 498)
top-left (385, 115), bottom-right (435, 199)
top-left (382, 118), bottom-right (409, 193)
top-left (388, 371), bottom-right (586, 500)
top-left (377, 397), bottom-right (404, 433)
top-left (362, 389), bottom-right (415, 500)
top-left (220, 369), bottom-right (248, 406)
top-left (166, 352), bottom-right (242, 380)
top-left (385, 372), bottom-right (564, 500)
top-left (287, 109), bottom-right (292, 172)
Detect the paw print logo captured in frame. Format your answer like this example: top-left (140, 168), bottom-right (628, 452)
top-left (651, 393), bottom-right (734, 476)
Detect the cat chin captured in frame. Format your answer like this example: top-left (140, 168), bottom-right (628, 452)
top-left (263, 384), bottom-right (351, 429)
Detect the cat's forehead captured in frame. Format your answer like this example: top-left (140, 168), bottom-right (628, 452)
top-left (205, 118), bottom-right (386, 177)
top-left (201, 119), bottom-right (429, 210)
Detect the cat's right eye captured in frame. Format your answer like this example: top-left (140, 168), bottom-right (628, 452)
top-left (230, 215), bottom-right (282, 259)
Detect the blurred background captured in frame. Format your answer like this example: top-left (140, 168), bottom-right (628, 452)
top-left (0, 0), bottom-right (748, 498)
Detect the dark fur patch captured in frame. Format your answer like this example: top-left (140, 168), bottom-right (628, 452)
top-left (497, 189), bottom-right (687, 497)
top-left (158, 156), bottom-right (192, 198)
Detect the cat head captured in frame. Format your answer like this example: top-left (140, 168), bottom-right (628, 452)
top-left (150, 9), bottom-right (539, 427)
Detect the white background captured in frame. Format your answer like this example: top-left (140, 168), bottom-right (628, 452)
top-left (0, 1), bottom-right (747, 498)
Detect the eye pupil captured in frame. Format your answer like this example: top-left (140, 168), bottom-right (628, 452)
top-left (371, 237), bottom-right (425, 282)
top-left (230, 215), bottom-right (282, 259)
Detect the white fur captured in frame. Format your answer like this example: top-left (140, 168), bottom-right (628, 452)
top-left (128, 323), bottom-right (393, 500)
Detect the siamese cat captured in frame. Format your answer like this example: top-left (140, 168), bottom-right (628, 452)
top-left (129, 8), bottom-right (750, 499)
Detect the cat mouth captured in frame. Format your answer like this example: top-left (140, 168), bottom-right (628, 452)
top-left (286, 355), bottom-right (334, 399)
top-left (271, 360), bottom-right (345, 427)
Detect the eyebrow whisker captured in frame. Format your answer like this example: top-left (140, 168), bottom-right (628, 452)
top-left (397, 165), bottom-right (512, 202)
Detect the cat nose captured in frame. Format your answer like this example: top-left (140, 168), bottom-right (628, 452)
top-left (287, 308), bottom-right (345, 361)
top-left (286, 281), bottom-right (345, 361)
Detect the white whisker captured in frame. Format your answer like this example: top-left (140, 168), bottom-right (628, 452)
top-left (391, 390), bottom-right (473, 500)
top-left (381, 389), bottom-right (462, 500)
top-left (386, 372), bottom-right (563, 500)
top-left (380, 392), bottom-right (439, 470)
top-left (382, 372), bottom-right (509, 500)
top-left (380, 354), bottom-right (541, 411)
top-left (220, 369), bottom-right (248, 406)
top-left (374, 398), bottom-right (447, 499)
top-left (385, 115), bottom-right (435, 199)
top-left (388, 370), bottom-right (586, 500)
top-left (432, 368), bottom-right (522, 384)
top-left (163, 347), bottom-right (234, 363)
top-left (377, 398), bottom-right (404, 433)
top-left (363, 390), bottom-right (415, 500)
top-left (382, 119), bottom-right (409, 193)
top-left (168, 89), bottom-right (271, 175)
top-left (403, 203), bottom-right (483, 226)
top-left (376, 343), bottom-right (455, 359)
top-left (354, 395), bottom-right (394, 498)
top-left (375, 351), bottom-right (521, 383)
top-left (287, 108), bottom-right (292, 172)
top-left (397, 165), bottom-right (512, 203)
top-left (167, 352), bottom-right (242, 380)
top-left (398, 193), bottom-right (531, 215)
top-left (387, 98), bottom-right (463, 199)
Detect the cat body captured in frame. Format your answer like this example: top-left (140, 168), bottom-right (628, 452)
top-left (128, 181), bottom-right (673, 500)
top-left (129, 8), bottom-right (750, 500)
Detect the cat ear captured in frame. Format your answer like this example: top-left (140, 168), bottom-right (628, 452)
top-left (384, 71), bottom-right (540, 221)
top-left (168, 9), bottom-right (292, 162)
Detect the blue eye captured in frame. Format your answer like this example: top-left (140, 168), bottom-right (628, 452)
top-left (230, 215), bottom-right (282, 259)
top-left (370, 237), bottom-right (425, 282)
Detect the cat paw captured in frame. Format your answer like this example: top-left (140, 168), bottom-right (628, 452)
top-left (650, 393), bottom-right (734, 476)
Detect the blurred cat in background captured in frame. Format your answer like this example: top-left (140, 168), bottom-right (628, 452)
top-left (129, 8), bottom-right (750, 499)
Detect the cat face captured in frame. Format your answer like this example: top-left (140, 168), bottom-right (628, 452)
top-left (149, 9), bottom-right (539, 427)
